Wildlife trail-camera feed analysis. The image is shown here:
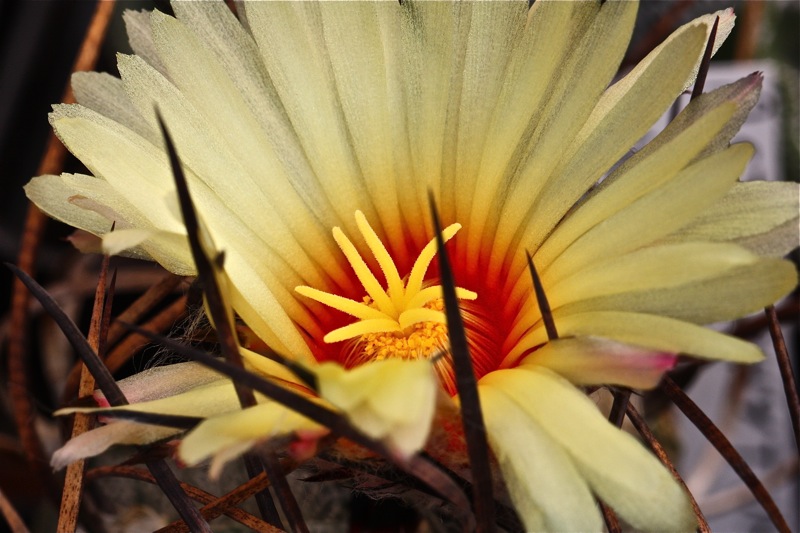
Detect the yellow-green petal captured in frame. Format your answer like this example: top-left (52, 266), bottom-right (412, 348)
top-left (548, 242), bottom-right (759, 307)
top-left (558, 257), bottom-right (797, 324)
top-left (665, 181), bottom-right (800, 257)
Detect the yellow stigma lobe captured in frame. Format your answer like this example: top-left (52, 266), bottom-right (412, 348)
top-left (296, 211), bottom-right (476, 363)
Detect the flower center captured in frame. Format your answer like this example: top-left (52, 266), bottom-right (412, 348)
top-left (349, 299), bottom-right (449, 364)
top-left (296, 211), bottom-right (477, 387)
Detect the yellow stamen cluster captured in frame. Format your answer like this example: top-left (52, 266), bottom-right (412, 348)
top-left (296, 211), bottom-right (476, 363)
top-left (355, 300), bottom-right (449, 363)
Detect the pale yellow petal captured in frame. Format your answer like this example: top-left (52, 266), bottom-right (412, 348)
top-left (526, 238), bottom-right (797, 332)
top-left (479, 382), bottom-right (600, 532)
top-left (48, 105), bottom-right (187, 233)
top-left (110, 362), bottom-right (224, 404)
top-left (362, 360), bottom-right (437, 427)
top-left (524, 20), bottom-right (709, 257)
top-left (547, 242), bottom-right (759, 307)
top-left (53, 85), bottom-right (324, 359)
top-left (243, 2), bottom-right (380, 238)
top-left (482, 368), bottom-right (696, 532)
top-left (541, 143), bottom-right (753, 285)
top-left (229, 308), bottom-right (311, 372)
top-left (315, 361), bottom-right (381, 411)
top-left (393, 1), bottom-right (466, 232)
top-left (170, 0), bottom-right (335, 230)
top-left (225, 262), bottom-right (315, 361)
top-left (49, 103), bottom-right (310, 348)
top-left (447, 1), bottom-right (529, 229)
top-left (317, 359), bottom-right (436, 425)
top-left (25, 173), bottom-right (131, 237)
top-left (179, 401), bottom-right (322, 471)
top-left (117, 50), bottom-right (342, 292)
top-left (521, 337), bottom-right (675, 390)
top-left (71, 71), bottom-right (157, 144)
top-left (207, 442), bottom-right (257, 480)
top-left (550, 311), bottom-right (761, 365)
top-left (51, 421), bottom-right (178, 470)
top-left (496, 13), bottom-right (741, 288)
top-left (465, 0), bottom-right (596, 263)
top-left (680, 9), bottom-right (737, 91)
top-left (137, 231), bottom-right (194, 277)
top-left (317, 3), bottom-right (406, 249)
top-left (60, 380), bottom-right (240, 418)
top-left (370, 3), bottom-right (425, 247)
top-left (147, 11), bottom-right (348, 289)
top-left (24, 172), bottom-right (194, 273)
top-left (488, 1), bottom-right (638, 274)
top-left (240, 348), bottom-right (307, 387)
top-left (122, 9), bottom-right (167, 76)
top-left (536, 102), bottom-right (736, 271)
top-left (692, 73), bottom-right (762, 158)
top-left (52, 376), bottom-right (241, 470)
top-left (317, 360), bottom-right (437, 457)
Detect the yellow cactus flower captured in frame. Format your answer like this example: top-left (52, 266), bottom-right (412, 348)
top-left (28, 1), bottom-right (799, 530)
